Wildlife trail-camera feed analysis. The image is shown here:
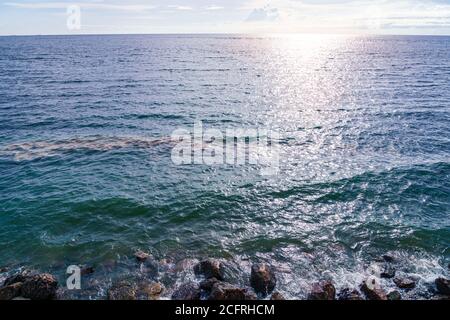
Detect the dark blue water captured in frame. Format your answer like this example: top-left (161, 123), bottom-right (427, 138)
top-left (0, 34), bottom-right (449, 299)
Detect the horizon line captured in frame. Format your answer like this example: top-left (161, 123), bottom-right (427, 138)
top-left (1, 32), bottom-right (450, 37)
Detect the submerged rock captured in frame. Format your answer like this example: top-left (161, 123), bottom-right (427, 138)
top-left (0, 282), bottom-right (23, 300)
top-left (80, 266), bottom-right (95, 276)
top-left (250, 263), bottom-right (277, 296)
top-left (134, 251), bottom-right (151, 262)
top-left (209, 282), bottom-right (256, 300)
top-left (194, 259), bottom-right (225, 280)
top-left (394, 277), bottom-right (416, 290)
top-left (308, 281), bottom-right (336, 300)
top-left (387, 291), bottom-right (402, 300)
top-left (172, 283), bottom-right (201, 300)
top-left (107, 281), bottom-right (137, 300)
top-left (270, 292), bottom-right (285, 300)
top-left (173, 259), bottom-right (196, 273)
top-left (337, 288), bottom-right (363, 300)
top-left (382, 255), bottom-right (395, 263)
top-left (435, 278), bottom-right (450, 295)
top-left (360, 280), bottom-right (387, 300)
top-left (380, 265), bottom-right (396, 279)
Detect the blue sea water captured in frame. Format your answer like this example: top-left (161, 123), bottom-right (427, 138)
top-left (0, 34), bottom-right (449, 299)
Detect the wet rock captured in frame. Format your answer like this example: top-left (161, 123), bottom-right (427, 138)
top-left (134, 250), bottom-right (151, 262)
top-left (0, 267), bottom-right (8, 273)
top-left (209, 282), bottom-right (256, 300)
top-left (138, 282), bottom-right (164, 300)
top-left (0, 282), bottom-right (23, 300)
top-left (80, 266), bottom-right (95, 276)
top-left (432, 295), bottom-right (450, 301)
top-left (394, 277), bottom-right (416, 290)
top-left (360, 280), bottom-right (387, 300)
top-left (387, 291), bottom-right (402, 300)
top-left (3, 272), bottom-right (32, 286)
top-left (194, 259), bottom-right (225, 280)
top-left (21, 273), bottom-right (58, 300)
top-left (382, 255), bottom-right (395, 263)
top-left (308, 281), bottom-right (336, 300)
top-left (380, 265), bottom-right (396, 279)
top-left (250, 263), bottom-right (277, 296)
top-left (172, 283), bottom-right (201, 300)
top-left (435, 278), bottom-right (450, 295)
top-left (107, 281), bottom-right (137, 300)
top-left (270, 292), bottom-right (285, 300)
top-left (12, 297), bottom-right (31, 300)
top-left (173, 259), bottom-right (195, 273)
top-left (337, 288), bottom-right (363, 300)
top-left (200, 277), bottom-right (220, 292)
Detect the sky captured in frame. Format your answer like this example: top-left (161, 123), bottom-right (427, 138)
top-left (1, 0), bottom-right (450, 35)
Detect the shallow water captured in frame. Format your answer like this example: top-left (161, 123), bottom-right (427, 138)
top-left (0, 34), bottom-right (449, 298)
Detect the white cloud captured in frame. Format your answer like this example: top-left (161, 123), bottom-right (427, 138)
top-left (246, 6), bottom-right (279, 22)
top-left (205, 6), bottom-right (225, 11)
top-left (4, 2), bottom-right (156, 11)
top-left (168, 5), bottom-right (193, 11)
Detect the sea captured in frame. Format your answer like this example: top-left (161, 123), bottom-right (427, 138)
top-left (0, 34), bottom-right (449, 299)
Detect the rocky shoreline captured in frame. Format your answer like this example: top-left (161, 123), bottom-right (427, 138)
top-left (1, 252), bottom-right (449, 301)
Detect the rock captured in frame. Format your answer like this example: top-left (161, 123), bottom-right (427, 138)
top-left (12, 296), bottom-right (31, 300)
top-left (387, 291), bottom-right (402, 300)
top-left (380, 265), bottom-right (396, 279)
top-left (382, 255), bottom-right (395, 263)
top-left (80, 266), bottom-right (95, 276)
top-left (172, 283), bottom-right (201, 300)
top-left (337, 288), bottom-right (363, 300)
top-left (138, 282), bottom-right (163, 300)
top-left (270, 292), bottom-right (285, 300)
top-left (0, 267), bottom-right (8, 273)
top-left (308, 281), bottom-right (336, 300)
top-left (21, 273), bottom-right (58, 300)
top-left (0, 282), bottom-right (23, 300)
top-left (432, 295), bottom-right (450, 301)
top-left (3, 272), bottom-right (32, 286)
top-left (173, 259), bottom-right (195, 273)
top-left (200, 277), bottom-right (220, 292)
top-left (134, 250), bottom-right (151, 262)
top-left (194, 259), bottom-right (225, 280)
top-left (107, 281), bottom-right (137, 300)
top-left (250, 263), bottom-right (277, 296)
top-left (209, 282), bottom-right (256, 300)
top-left (360, 280), bottom-right (387, 300)
top-left (435, 278), bottom-right (450, 295)
top-left (394, 277), bottom-right (416, 290)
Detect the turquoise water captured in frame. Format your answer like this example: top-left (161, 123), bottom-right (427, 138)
top-left (0, 34), bottom-right (449, 298)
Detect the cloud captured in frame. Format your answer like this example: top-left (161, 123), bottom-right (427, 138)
top-left (246, 6), bottom-right (279, 22)
top-left (168, 5), bottom-right (193, 11)
top-left (205, 6), bottom-right (225, 11)
top-left (4, 2), bottom-right (156, 11)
